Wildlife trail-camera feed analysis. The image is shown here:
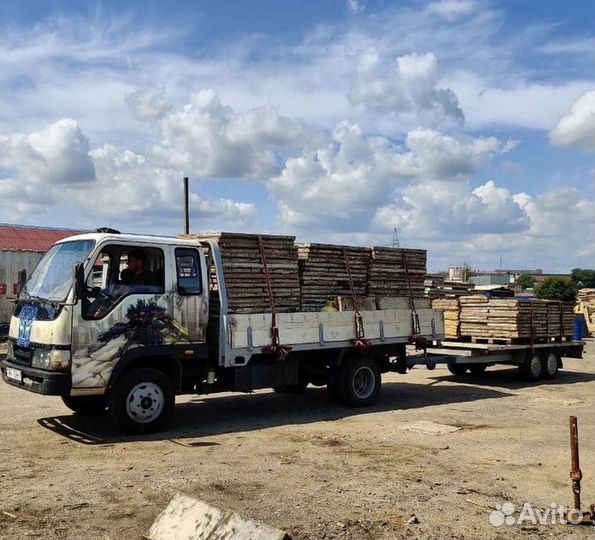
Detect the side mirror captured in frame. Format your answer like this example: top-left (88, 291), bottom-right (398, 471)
top-left (17, 269), bottom-right (27, 293)
top-left (74, 263), bottom-right (85, 301)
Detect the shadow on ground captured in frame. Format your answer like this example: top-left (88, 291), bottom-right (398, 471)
top-left (430, 366), bottom-right (595, 390)
top-left (38, 379), bottom-right (511, 445)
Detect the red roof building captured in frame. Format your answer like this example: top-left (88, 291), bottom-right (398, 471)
top-left (0, 224), bottom-right (86, 252)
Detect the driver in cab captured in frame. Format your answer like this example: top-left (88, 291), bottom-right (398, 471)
top-left (124, 249), bottom-right (158, 287)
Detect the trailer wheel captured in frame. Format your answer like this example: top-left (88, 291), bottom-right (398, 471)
top-left (447, 364), bottom-right (468, 376)
top-left (62, 395), bottom-right (106, 415)
top-left (469, 364), bottom-right (487, 375)
top-left (107, 368), bottom-right (174, 434)
top-left (541, 352), bottom-right (559, 379)
top-left (336, 356), bottom-right (381, 407)
top-left (519, 352), bottom-right (542, 382)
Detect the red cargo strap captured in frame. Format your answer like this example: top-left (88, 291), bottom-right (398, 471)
top-left (401, 249), bottom-right (421, 338)
top-left (342, 248), bottom-right (367, 343)
top-left (257, 235), bottom-right (290, 359)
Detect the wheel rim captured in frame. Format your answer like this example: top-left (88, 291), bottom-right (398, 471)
top-left (352, 366), bottom-right (376, 399)
top-left (529, 354), bottom-right (541, 378)
top-left (546, 353), bottom-right (557, 375)
top-left (126, 382), bottom-right (164, 424)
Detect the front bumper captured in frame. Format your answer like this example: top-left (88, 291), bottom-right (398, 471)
top-left (0, 357), bottom-right (71, 396)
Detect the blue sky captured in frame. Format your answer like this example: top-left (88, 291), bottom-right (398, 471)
top-left (0, 0), bottom-right (593, 272)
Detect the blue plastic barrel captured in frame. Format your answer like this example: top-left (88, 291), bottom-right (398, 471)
top-left (573, 314), bottom-right (584, 341)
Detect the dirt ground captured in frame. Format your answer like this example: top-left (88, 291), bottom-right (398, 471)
top-left (0, 342), bottom-right (593, 540)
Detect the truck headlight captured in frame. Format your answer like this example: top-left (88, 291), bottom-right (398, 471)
top-left (32, 348), bottom-right (71, 371)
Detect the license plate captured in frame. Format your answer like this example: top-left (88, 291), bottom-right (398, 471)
top-left (6, 367), bottom-right (22, 383)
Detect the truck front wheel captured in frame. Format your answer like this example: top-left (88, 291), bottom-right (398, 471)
top-left (107, 368), bottom-right (174, 434)
top-left (335, 356), bottom-right (381, 407)
top-left (62, 395), bottom-right (106, 415)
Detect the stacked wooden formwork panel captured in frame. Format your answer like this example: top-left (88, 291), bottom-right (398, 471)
top-left (458, 295), bottom-right (575, 342)
top-left (297, 244), bottom-right (370, 311)
top-left (368, 247), bottom-right (427, 297)
top-left (185, 232), bottom-right (300, 314)
top-left (431, 298), bottom-right (460, 339)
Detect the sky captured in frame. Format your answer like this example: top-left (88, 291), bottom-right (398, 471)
top-left (0, 0), bottom-right (593, 272)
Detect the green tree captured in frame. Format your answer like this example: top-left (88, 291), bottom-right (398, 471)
top-left (571, 268), bottom-right (595, 288)
top-left (462, 263), bottom-right (473, 282)
top-left (534, 277), bottom-right (578, 302)
top-left (517, 273), bottom-right (535, 290)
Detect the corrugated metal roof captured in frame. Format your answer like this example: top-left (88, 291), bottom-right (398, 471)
top-left (0, 223), bottom-right (86, 252)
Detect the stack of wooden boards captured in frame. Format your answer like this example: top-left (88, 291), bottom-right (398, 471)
top-left (431, 298), bottom-right (460, 339)
top-left (297, 243), bottom-right (370, 312)
top-left (368, 247), bottom-right (426, 296)
top-left (425, 276), bottom-right (475, 299)
top-left (456, 295), bottom-right (574, 342)
top-left (183, 232), bottom-right (300, 314)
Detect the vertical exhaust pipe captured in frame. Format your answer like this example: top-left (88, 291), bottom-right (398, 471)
top-left (183, 176), bottom-right (190, 234)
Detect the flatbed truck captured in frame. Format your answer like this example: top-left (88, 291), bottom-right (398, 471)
top-left (0, 231), bottom-right (585, 434)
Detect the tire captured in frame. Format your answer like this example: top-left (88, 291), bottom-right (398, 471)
top-left (335, 356), bottom-right (381, 407)
top-left (62, 395), bottom-right (106, 415)
top-left (273, 381), bottom-right (308, 394)
top-left (447, 364), bottom-right (469, 376)
top-left (469, 364), bottom-right (487, 375)
top-left (107, 368), bottom-right (174, 434)
top-left (519, 352), bottom-right (542, 382)
top-left (541, 352), bottom-right (559, 379)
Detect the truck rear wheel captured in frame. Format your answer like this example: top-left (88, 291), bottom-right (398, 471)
top-left (107, 368), bottom-right (174, 434)
top-left (335, 356), bottom-right (381, 407)
top-left (541, 352), bottom-right (559, 379)
top-left (519, 352), bottom-right (542, 382)
top-left (62, 395), bottom-right (106, 415)
top-left (447, 364), bottom-right (468, 376)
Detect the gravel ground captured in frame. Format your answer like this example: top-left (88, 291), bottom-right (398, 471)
top-left (0, 341), bottom-right (593, 539)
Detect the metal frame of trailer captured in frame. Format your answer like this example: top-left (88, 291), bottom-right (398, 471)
top-left (407, 340), bottom-right (585, 370)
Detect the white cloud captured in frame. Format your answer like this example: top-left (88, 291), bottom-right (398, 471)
top-left (444, 73), bottom-right (593, 130)
top-left (373, 179), bottom-right (529, 237)
top-left (269, 123), bottom-right (514, 231)
top-left (148, 89), bottom-right (317, 179)
top-left (346, 0), bottom-right (365, 14)
top-left (549, 90), bottom-right (595, 151)
top-left (125, 88), bottom-right (173, 122)
top-left (349, 49), bottom-right (464, 129)
top-left (0, 118), bottom-right (95, 186)
top-left (87, 144), bottom-right (256, 227)
top-left (537, 38), bottom-right (594, 55)
top-left (426, 0), bottom-right (477, 20)
top-left (0, 119), bottom-right (255, 228)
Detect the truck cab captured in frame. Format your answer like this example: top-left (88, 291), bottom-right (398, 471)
top-left (1, 231), bottom-right (210, 432)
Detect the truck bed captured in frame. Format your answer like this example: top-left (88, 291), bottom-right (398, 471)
top-left (222, 307), bottom-right (444, 366)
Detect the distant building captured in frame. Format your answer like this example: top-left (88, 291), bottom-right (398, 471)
top-left (448, 266), bottom-right (465, 282)
top-left (0, 223), bottom-right (85, 322)
top-left (469, 273), bottom-right (513, 287)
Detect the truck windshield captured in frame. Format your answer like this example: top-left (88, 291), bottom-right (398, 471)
top-left (23, 240), bottom-right (95, 302)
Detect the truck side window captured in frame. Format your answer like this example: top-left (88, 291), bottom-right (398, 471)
top-left (175, 248), bottom-right (201, 295)
top-left (83, 245), bottom-right (165, 320)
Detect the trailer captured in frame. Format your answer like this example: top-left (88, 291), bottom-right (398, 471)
top-left (410, 339), bottom-right (584, 381)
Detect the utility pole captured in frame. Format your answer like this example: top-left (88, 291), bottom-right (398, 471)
top-left (391, 227), bottom-right (401, 248)
top-left (183, 177), bottom-right (190, 234)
